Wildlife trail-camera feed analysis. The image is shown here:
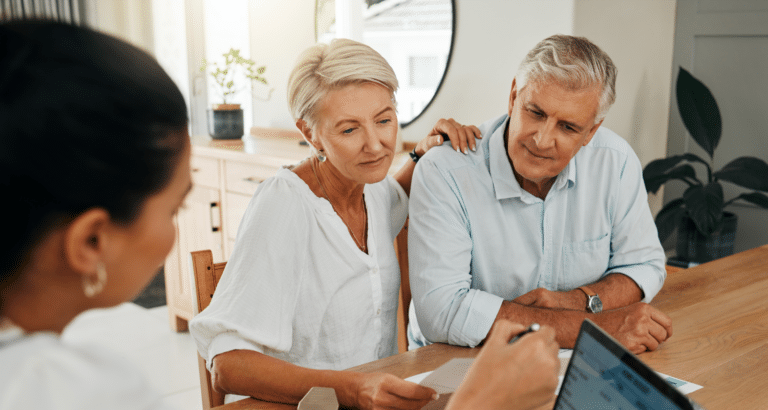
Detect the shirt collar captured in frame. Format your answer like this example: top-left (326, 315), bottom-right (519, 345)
top-left (488, 115), bottom-right (577, 201)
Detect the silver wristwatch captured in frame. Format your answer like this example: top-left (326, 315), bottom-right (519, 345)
top-left (579, 286), bottom-right (603, 313)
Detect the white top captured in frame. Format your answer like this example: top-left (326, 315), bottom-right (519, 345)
top-left (190, 167), bottom-right (408, 373)
top-left (0, 320), bottom-right (172, 410)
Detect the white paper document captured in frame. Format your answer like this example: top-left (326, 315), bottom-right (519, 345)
top-left (412, 358), bottom-right (474, 394)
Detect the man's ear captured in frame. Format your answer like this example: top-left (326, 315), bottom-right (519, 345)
top-left (296, 119), bottom-right (322, 153)
top-left (508, 78), bottom-right (519, 116)
top-left (62, 208), bottom-right (111, 278)
top-left (583, 119), bottom-right (604, 146)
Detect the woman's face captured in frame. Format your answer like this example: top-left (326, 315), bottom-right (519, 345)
top-left (99, 137), bottom-right (192, 306)
top-left (314, 82), bottom-right (398, 185)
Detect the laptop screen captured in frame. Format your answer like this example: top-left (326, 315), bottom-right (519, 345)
top-left (554, 319), bottom-right (694, 410)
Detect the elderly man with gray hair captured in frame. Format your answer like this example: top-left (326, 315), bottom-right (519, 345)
top-left (408, 34), bottom-right (673, 353)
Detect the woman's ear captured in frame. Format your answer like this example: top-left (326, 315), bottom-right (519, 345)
top-left (296, 119), bottom-right (323, 153)
top-left (62, 208), bottom-right (111, 277)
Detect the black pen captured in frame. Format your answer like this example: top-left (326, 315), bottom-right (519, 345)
top-left (508, 323), bottom-right (540, 344)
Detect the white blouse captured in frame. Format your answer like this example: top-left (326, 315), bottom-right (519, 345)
top-left (190, 167), bottom-right (408, 373)
top-left (0, 321), bottom-right (172, 410)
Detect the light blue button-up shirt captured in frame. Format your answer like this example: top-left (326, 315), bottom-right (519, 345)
top-left (408, 114), bottom-right (666, 348)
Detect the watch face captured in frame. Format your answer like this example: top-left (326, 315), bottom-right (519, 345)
top-left (589, 296), bottom-right (603, 313)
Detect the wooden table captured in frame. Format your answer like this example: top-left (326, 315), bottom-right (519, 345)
top-left (215, 244), bottom-right (768, 410)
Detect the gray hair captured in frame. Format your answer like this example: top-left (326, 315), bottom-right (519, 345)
top-left (287, 38), bottom-right (398, 134)
top-left (516, 34), bottom-right (617, 123)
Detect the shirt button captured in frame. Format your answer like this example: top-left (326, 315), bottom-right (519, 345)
top-left (372, 267), bottom-right (379, 275)
top-left (377, 309), bottom-right (381, 315)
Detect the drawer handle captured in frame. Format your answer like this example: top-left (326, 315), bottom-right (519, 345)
top-left (243, 176), bottom-right (264, 184)
top-left (192, 168), bottom-right (201, 172)
top-left (210, 202), bottom-right (221, 232)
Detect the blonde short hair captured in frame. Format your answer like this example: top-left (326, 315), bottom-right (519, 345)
top-left (287, 38), bottom-right (398, 132)
top-left (516, 34), bottom-right (617, 124)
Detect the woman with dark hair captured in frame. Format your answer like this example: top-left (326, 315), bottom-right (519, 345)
top-left (0, 21), bottom-right (191, 409)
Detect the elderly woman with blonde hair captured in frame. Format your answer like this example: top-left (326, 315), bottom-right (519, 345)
top-left (190, 39), bottom-right (481, 409)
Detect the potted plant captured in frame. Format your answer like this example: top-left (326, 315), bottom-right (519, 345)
top-left (201, 48), bottom-right (267, 139)
top-left (643, 67), bottom-right (768, 263)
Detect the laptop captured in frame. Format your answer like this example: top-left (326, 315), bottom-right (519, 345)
top-left (554, 319), bottom-right (703, 410)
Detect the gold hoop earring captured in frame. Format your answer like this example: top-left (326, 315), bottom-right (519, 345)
top-left (317, 149), bottom-right (327, 163)
top-left (83, 262), bottom-right (107, 298)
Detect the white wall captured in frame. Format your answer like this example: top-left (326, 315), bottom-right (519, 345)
top-left (573, 1), bottom-right (677, 168)
top-left (248, 0), bottom-right (317, 129)
top-left (572, 0), bottom-right (677, 213)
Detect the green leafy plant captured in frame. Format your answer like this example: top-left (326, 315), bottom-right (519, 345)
top-left (643, 67), bottom-right (768, 243)
top-left (201, 48), bottom-right (267, 105)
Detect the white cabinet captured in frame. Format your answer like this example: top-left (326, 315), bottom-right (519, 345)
top-left (164, 153), bottom-right (225, 331)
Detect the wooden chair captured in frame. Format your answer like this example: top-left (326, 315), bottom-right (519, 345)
top-left (395, 223), bottom-right (411, 353)
top-left (190, 250), bottom-right (227, 410)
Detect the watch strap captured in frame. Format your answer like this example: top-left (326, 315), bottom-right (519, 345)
top-left (409, 148), bottom-right (421, 163)
top-left (578, 285), bottom-right (596, 298)
top-left (578, 285), bottom-right (601, 313)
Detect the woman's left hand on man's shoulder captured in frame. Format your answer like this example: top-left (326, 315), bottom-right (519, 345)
top-left (416, 118), bottom-right (482, 157)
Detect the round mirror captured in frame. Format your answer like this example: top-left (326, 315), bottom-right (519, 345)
top-left (315, 0), bottom-right (455, 127)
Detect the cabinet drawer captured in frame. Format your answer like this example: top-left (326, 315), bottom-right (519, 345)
top-left (225, 160), bottom-right (279, 196)
top-left (191, 156), bottom-right (220, 189)
top-left (225, 191), bottom-right (253, 241)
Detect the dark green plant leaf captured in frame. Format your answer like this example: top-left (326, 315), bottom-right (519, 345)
top-left (676, 67), bottom-right (722, 159)
top-left (643, 153), bottom-right (710, 186)
top-left (655, 198), bottom-right (685, 243)
top-left (714, 157), bottom-right (768, 191)
top-left (683, 182), bottom-right (724, 236)
top-left (644, 164), bottom-right (698, 194)
top-left (727, 192), bottom-right (768, 209)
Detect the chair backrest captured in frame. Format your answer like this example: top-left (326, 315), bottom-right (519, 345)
top-left (395, 223), bottom-right (411, 353)
top-left (190, 250), bottom-right (227, 410)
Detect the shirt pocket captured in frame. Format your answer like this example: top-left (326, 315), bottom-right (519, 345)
top-left (558, 233), bottom-right (610, 290)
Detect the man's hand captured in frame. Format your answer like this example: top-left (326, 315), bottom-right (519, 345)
top-left (513, 287), bottom-right (585, 310)
top-left (353, 372), bottom-right (436, 410)
top-left (593, 302), bottom-right (673, 354)
top-left (446, 320), bottom-right (560, 410)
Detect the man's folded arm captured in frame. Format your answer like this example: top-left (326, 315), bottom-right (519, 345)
top-left (408, 157), bottom-right (502, 347)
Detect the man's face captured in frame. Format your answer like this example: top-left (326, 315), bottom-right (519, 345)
top-left (506, 78), bottom-right (603, 190)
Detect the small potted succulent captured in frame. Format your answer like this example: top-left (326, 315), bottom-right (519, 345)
top-left (201, 48), bottom-right (267, 139)
top-left (643, 67), bottom-right (768, 263)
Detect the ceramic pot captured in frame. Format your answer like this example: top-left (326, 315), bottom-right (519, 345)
top-left (676, 211), bottom-right (737, 263)
top-left (207, 104), bottom-right (244, 139)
